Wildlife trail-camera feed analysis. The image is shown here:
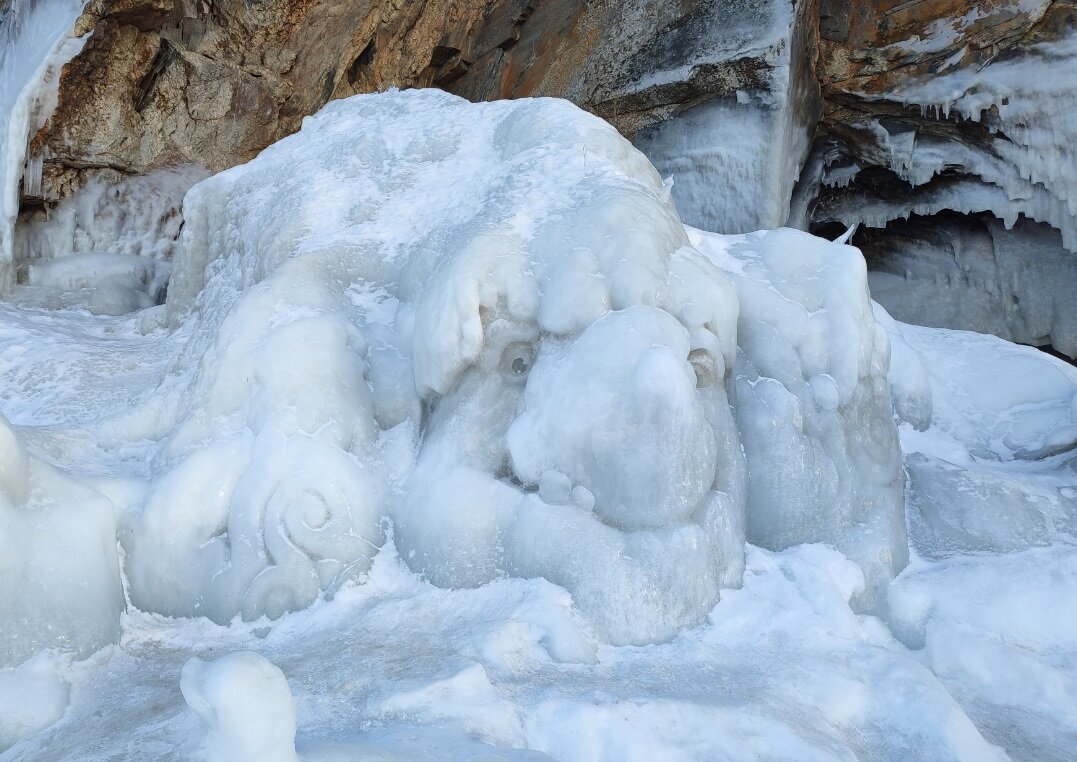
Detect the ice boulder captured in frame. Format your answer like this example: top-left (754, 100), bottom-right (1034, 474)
top-left (690, 227), bottom-right (907, 611)
top-left (0, 414), bottom-right (124, 666)
top-left (127, 89), bottom-right (747, 644)
top-left (181, 652), bottom-right (299, 762)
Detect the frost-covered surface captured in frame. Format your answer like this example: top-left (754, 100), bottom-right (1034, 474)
top-left (876, 308), bottom-right (1077, 760)
top-left (4, 544), bottom-right (1011, 761)
top-left (0, 90), bottom-right (1075, 760)
top-left (690, 227), bottom-right (906, 611)
top-left (0, 0), bottom-right (86, 291)
top-left (8, 167), bottom-right (206, 314)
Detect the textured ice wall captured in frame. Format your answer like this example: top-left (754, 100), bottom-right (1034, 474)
top-left (0, 0), bottom-right (86, 292)
top-left (819, 32), bottom-right (1077, 251)
top-left (118, 90), bottom-right (747, 645)
top-left (632, 0), bottom-right (819, 233)
top-left (8, 167), bottom-right (206, 314)
top-left (867, 215), bottom-right (1077, 358)
top-left (691, 227), bottom-right (907, 611)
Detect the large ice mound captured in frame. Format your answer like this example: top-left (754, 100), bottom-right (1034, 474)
top-left (1, 90), bottom-right (908, 655)
top-left (120, 89), bottom-right (750, 645)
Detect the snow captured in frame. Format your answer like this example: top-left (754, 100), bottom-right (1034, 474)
top-left (0, 88), bottom-right (1074, 760)
top-left (878, 308), bottom-right (1077, 760)
top-left (3, 544), bottom-right (1012, 761)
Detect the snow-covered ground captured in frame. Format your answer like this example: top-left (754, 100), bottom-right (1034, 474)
top-left (0, 89), bottom-right (1074, 761)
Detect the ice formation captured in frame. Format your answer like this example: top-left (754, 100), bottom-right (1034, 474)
top-left (181, 652), bottom-right (300, 762)
top-left (866, 215), bottom-right (1077, 358)
top-left (690, 227), bottom-right (907, 611)
top-left (877, 308), bottom-right (1077, 560)
top-left (0, 49), bottom-right (1074, 758)
top-left (102, 89), bottom-right (745, 646)
top-left (0, 0), bottom-right (87, 292)
top-left (631, 0), bottom-right (818, 233)
top-left (804, 22), bottom-right (1077, 356)
top-left (817, 30), bottom-right (1077, 249)
top-left (9, 167), bottom-right (205, 314)
top-left (0, 413), bottom-right (123, 667)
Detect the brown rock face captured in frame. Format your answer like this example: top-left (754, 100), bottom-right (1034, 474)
top-left (30, 0), bottom-right (817, 205)
top-left (819, 0), bottom-right (1058, 93)
top-left (15, 0), bottom-right (1077, 354)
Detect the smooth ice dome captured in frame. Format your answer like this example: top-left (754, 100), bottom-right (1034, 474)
top-left (181, 652), bottom-right (299, 762)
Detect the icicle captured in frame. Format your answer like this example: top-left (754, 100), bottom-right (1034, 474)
top-left (21, 150), bottom-right (43, 197)
top-left (0, 0), bottom-right (88, 292)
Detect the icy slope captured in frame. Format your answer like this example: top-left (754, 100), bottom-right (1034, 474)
top-left (876, 310), bottom-right (1077, 759)
top-left (4, 544), bottom-right (1008, 762)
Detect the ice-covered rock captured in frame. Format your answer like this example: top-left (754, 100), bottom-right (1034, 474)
top-left (8, 167), bottom-right (205, 314)
top-left (866, 215), bottom-right (1077, 359)
top-left (632, 0), bottom-right (819, 233)
top-left (0, 413), bottom-right (123, 667)
top-left (691, 227), bottom-right (907, 611)
top-left (0, 0), bottom-right (86, 292)
top-left (116, 90), bottom-right (748, 645)
top-left (182, 652), bottom-right (299, 762)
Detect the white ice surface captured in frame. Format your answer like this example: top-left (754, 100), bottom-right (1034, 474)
top-left (0, 89), bottom-right (1074, 759)
top-left (878, 306), bottom-right (1077, 760)
top-left (3, 544), bottom-right (1010, 761)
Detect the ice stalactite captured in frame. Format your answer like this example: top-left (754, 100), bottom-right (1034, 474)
top-left (0, 0), bottom-right (86, 293)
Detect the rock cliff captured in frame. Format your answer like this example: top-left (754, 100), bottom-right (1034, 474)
top-left (9, 0), bottom-right (1077, 353)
